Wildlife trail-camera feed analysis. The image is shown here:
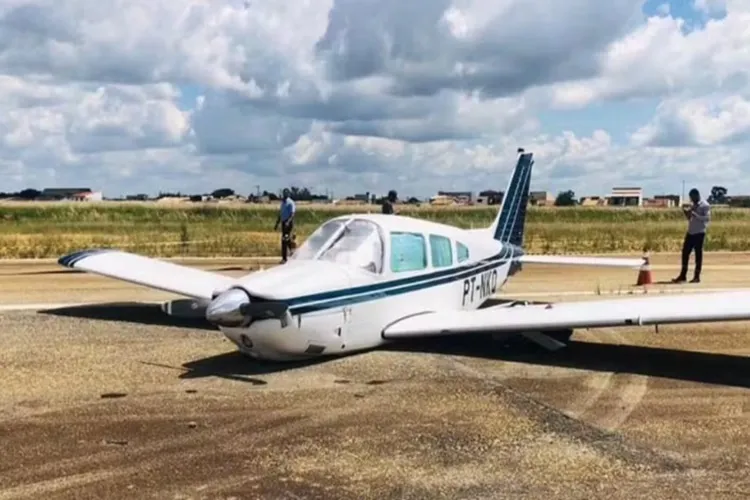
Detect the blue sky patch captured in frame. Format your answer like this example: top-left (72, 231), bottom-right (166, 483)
top-left (537, 98), bottom-right (659, 143)
top-left (178, 83), bottom-right (203, 110)
top-left (642, 0), bottom-right (727, 32)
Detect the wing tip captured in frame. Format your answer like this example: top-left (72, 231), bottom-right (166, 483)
top-left (58, 248), bottom-right (114, 268)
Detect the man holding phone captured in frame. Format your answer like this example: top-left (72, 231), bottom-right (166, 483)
top-left (672, 188), bottom-right (711, 283)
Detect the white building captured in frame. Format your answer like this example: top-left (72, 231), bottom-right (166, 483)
top-left (607, 187), bottom-right (642, 207)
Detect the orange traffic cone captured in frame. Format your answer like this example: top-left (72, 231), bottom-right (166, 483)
top-left (636, 252), bottom-right (653, 286)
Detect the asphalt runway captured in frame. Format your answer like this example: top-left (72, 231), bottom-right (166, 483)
top-left (3, 254), bottom-right (750, 499)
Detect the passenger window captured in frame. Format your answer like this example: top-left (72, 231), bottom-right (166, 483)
top-left (390, 232), bottom-right (427, 272)
top-left (429, 234), bottom-right (453, 268)
top-left (457, 242), bottom-right (470, 262)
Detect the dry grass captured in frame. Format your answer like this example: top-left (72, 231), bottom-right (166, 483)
top-left (1, 202), bottom-right (749, 258)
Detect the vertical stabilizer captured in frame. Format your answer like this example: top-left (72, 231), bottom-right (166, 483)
top-left (488, 151), bottom-right (534, 246)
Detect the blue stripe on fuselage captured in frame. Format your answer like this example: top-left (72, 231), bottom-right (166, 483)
top-left (286, 244), bottom-right (521, 315)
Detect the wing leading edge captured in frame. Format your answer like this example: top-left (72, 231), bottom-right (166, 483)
top-left (517, 255), bottom-right (645, 268)
top-left (382, 290), bottom-right (750, 339)
top-left (58, 249), bottom-right (236, 300)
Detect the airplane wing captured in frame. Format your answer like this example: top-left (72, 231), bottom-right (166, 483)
top-left (58, 249), bottom-right (237, 300)
top-left (382, 290), bottom-right (750, 339)
top-left (517, 254), bottom-right (644, 268)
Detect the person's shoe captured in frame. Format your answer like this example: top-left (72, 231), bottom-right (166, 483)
top-left (671, 276), bottom-right (687, 283)
top-left (690, 276), bottom-right (700, 283)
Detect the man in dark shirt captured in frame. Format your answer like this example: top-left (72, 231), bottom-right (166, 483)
top-left (382, 190), bottom-right (397, 214)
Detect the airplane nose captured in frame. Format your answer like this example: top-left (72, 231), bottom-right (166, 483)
top-left (205, 288), bottom-right (251, 327)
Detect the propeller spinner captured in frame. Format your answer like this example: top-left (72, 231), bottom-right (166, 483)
top-left (206, 288), bottom-right (251, 327)
top-left (205, 287), bottom-right (292, 329)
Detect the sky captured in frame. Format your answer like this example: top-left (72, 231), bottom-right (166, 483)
top-left (0, 0), bottom-right (746, 199)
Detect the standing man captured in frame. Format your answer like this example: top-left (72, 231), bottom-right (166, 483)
top-left (382, 190), bottom-right (397, 214)
top-left (672, 188), bottom-right (711, 283)
top-left (274, 188), bottom-right (296, 263)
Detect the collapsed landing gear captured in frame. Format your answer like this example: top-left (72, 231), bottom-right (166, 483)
top-left (488, 300), bottom-right (573, 351)
top-left (492, 328), bottom-right (574, 352)
top-left (544, 329), bottom-right (574, 344)
top-left (520, 329), bottom-right (574, 351)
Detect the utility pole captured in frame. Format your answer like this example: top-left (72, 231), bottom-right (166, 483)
top-left (682, 180), bottom-right (685, 205)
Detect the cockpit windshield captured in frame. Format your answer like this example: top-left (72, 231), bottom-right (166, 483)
top-left (318, 219), bottom-right (384, 273)
top-left (291, 219), bottom-right (345, 261)
top-left (290, 218), bottom-right (384, 273)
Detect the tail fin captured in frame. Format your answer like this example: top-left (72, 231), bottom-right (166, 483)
top-left (489, 151), bottom-right (534, 247)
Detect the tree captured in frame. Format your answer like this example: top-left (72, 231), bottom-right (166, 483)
top-left (18, 188), bottom-right (41, 200)
top-left (554, 190), bottom-right (576, 206)
top-left (211, 188), bottom-right (235, 198)
top-left (285, 186), bottom-right (312, 201)
top-left (708, 185), bottom-right (727, 204)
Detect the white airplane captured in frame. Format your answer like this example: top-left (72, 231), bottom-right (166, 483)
top-left (58, 151), bottom-right (750, 362)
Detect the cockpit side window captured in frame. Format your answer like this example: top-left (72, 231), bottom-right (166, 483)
top-left (456, 242), bottom-right (470, 262)
top-left (291, 219), bottom-right (345, 260)
top-left (317, 219), bottom-right (384, 273)
top-left (390, 232), bottom-right (428, 273)
top-left (429, 234), bottom-right (453, 268)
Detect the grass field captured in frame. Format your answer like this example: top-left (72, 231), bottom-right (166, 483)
top-left (1, 201), bottom-right (749, 258)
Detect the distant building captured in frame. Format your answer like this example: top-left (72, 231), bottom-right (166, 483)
top-left (155, 196), bottom-right (190, 204)
top-left (70, 191), bottom-right (103, 201)
top-left (126, 194), bottom-right (149, 201)
top-left (579, 196), bottom-right (606, 207)
top-left (529, 191), bottom-right (554, 206)
top-left (40, 188), bottom-right (93, 201)
top-left (607, 187), bottom-right (642, 207)
top-left (728, 196), bottom-right (750, 208)
top-left (644, 194), bottom-right (680, 208)
top-left (430, 194), bottom-right (457, 206)
top-left (351, 192), bottom-right (372, 203)
top-left (652, 194), bottom-right (681, 207)
top-left (476, 190), bottom-right (503, 205)
top-left (643, 198), bottom-right (672, 208)
top-left (437, 191), bottom-right (473, 205)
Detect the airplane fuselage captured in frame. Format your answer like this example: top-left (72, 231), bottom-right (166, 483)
top-left (214, 219), bottom-right (521, 361)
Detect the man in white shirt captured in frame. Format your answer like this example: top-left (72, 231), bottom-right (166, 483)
top-left (672, 188), bottom-right (711, 283)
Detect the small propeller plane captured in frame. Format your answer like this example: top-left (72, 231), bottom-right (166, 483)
top-left (58, 151), bottom-right (750, 361)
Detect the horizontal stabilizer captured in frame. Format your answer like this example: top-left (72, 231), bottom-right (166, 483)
top-left (383, 290), bottom-right (750, 339)
top-left (518, 255), bottom-right (644, 268)
top-left (58, 249), bottom-right (236, 300)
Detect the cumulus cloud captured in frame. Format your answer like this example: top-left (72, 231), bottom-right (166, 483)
top-left (0, 0), bottom-right (749, 197)
top-left (547, 1), bottom-right (749, 108)
top-left (632, 94), bottom-right (750, 147)
top-left (315, 0), bottom-right (641, 97)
